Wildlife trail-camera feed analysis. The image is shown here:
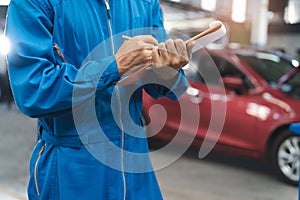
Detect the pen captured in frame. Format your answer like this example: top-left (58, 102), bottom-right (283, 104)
top-left (122, 35), bottom-right (159, 50)
top-left (122, 35), bottom-right (132, 41)
top-left (122, 22), bottom-right (222, 44)
top-left (121, 35), bottom-right (153, 72)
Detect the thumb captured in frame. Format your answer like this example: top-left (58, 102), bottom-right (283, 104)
top-left (136, 35), bottom-right (159, 46)
top-left (186, 41), bottom-right (195, 59)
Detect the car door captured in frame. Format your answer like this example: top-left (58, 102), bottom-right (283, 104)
top-left (183, 50), bottom-right (259, 153)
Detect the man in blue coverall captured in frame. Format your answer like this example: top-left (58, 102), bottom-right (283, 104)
top-left (5, 0), bottom-right (194, 199)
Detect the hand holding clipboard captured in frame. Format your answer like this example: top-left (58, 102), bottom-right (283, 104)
top-left (117, 21), bottom-right (227, 85)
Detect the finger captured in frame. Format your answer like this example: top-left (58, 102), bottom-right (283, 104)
top-left (134, 35), bottom-right (159, 46)
top-left (117, 45), bottom-right (153, 57)
top-left (158, 42), bottom-right (168, 59)
top-left (186, 41), bottom-right (195, 59)
top-left (152, 48), bottom-right (160, 66)
top-left (132, 49), bottom-right (153, 64)
top-left (142, 43), bottom-right (156, 50)
top-left (174, 39), bottom-right (188, 60)
top-left (165, 39), bottom-right (177, 56)
top-left (138, 49), bottom-right (153, 59)
top-left (135, 56), bottom-right (153, 65)
top-left (144, 50), bottom-right (153, 64)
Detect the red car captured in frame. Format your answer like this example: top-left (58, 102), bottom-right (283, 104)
top-left (143, 46), bottom-right (300, 185)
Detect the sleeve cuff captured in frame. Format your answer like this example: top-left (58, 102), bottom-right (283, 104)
top-left (164, 70), bottom-right (188, 101)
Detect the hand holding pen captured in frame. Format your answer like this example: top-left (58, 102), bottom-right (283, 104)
top-left (116, 21), bottom-right (226, 85)
top-left (115, 35), bottom-right (158, 77)
top-left (119, 35), bottom-right (195, 81)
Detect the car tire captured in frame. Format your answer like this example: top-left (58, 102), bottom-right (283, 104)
top-left (271, 129), bottom-right (300, 185)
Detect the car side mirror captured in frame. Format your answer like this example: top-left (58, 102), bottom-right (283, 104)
top-left (221, 76), bottom-right (244, 91)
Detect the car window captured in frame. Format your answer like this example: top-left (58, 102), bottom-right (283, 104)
top-left (184, 50), bottom-right (210, 84)
top-left (237, 52), bottom-right (300, 98)
top-left (185, 49), bottom-right (227, 86)
top-left (237, 52), bottom-right (300, 85)
top-left (212, 55), bottom-right (255, 89)
top-left (237, 53), bottom-right (292, 84)
top-left (185, 50), bottom-right (254, 90)
top-left (212, 55), bottom-right (241, 77)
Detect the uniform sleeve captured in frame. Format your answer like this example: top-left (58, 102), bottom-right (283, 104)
top-left (143, 69), bottom-right (188, 100)
top-left (152, 0), bottom-right (165, 29)
top-left (143, 0), bottom-right (188, 100)
top-left (5, 0), bottom-right (120, 118)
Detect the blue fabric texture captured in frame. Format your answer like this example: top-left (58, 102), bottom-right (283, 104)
top-left (5, 0), bottom-right (188, 199)
top-left (289, 123), bottom-right (300, 135)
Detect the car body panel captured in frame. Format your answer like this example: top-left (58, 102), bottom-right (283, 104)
top-left (143, 47), bottom-right (300, 160)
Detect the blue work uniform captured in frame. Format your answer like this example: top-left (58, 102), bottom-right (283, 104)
top-left (5, 0), bottom-right (188, 199)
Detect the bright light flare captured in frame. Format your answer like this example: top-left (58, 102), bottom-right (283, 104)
top-left (292, 59), bottom-right (299, 68)
top-left (0, 0), bottom-right (10, 6)
top-left (0, 35), bottom-right (11, 55)
top-left (201, 0), bottom-right (217, 12)
top-left (284, 0), bottom-right (300, 24)
top-left (231, 0), bottom-right (247, 23)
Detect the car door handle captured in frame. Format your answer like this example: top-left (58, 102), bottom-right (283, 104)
top-left (186, 87), bottom-right (200, 97)
top-left (186, 87), bottom-right (203, 103)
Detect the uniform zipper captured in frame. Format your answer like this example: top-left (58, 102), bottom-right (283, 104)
top-left (104, 1), bottom-right (126, 199)
top-left (34, 144), bottom-right (46, 196)
top-left (116, 86), bottom-right (126, 200)
top-left (104, 0), bottom-right (115, 54)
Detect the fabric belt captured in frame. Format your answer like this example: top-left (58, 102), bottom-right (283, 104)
top-left (39, 132), bottom-right (83, 149)
top-left (38, 125), bottom-right (120, 149)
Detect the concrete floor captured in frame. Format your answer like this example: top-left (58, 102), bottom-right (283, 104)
top-left (0, 104), bottom-right (297, 200)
